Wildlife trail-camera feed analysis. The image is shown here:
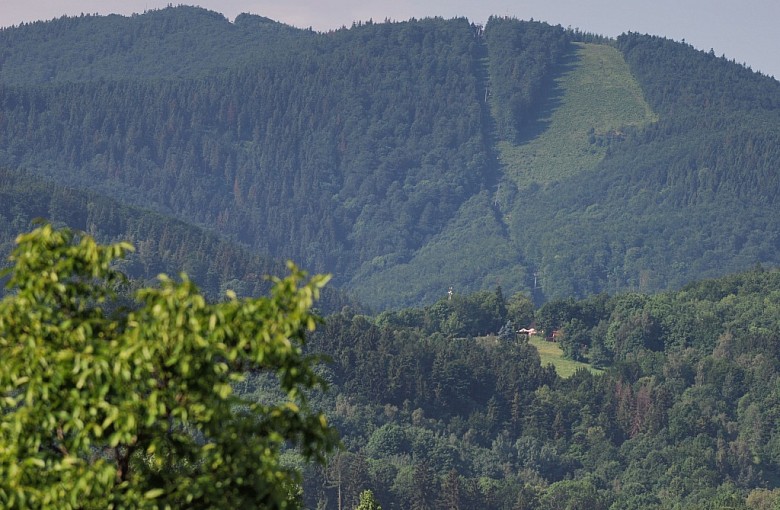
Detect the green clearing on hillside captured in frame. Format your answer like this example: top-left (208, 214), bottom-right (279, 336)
top-left (497, 42), bottom-right (657, 188)
top-left (528, 335), bottom-right (602, 378)
top-left (349, 43), bottom-right (659, 307)
top-left (348, 192), bottom-right (523, 308)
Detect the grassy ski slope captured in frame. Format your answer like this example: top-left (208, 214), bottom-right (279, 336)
top-left (497, 42), bottom-right (657, 189)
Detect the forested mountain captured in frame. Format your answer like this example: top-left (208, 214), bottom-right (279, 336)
top-left (0, 8), bottom-right (495, 304)
top-left (0, 5), bottom-right (778, 310)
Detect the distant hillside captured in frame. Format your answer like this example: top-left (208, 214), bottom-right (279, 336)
top-left (0, 167), bottom-right (358, 314)
top-left (352, 38), bottom-right (660, 306)
top-left (0, 10), bottom-right (496, 303)
top-left (512, 33), bottom-right (780, 298)
top-left (0, 6), bottom-right (307, 84)
top-left (0, 7), bottom-right (779, 309)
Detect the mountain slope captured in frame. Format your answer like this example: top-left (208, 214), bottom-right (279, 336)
top-left (508, 34), bottom-right (780, 299)
top-left (497, 42), bottom-right (657, 188)
top-left (0, 167), bottom-right (358, 313)
top-left (349, 192), bottom-right (522, 307)
top-left (0, 15), bottom-right (495, 297)
top-left (0, 9), bottom-right (779, 309)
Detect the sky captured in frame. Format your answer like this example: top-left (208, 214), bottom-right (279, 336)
top-left (2, 1), bottom-right (779, 80)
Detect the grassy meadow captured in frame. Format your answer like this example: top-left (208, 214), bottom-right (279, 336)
top-left (528, 334), bottom-right (602, 378)
top-left (497, 42), bottom-right (657, 188)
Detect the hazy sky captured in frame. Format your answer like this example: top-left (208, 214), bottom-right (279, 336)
top-left (2, 1), bottom-right (779, 79)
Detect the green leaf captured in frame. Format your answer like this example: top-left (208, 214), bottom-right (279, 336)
top-left (143, 488), bottom-right (165, 499)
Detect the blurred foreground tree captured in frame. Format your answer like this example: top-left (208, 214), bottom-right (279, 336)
top-left (0, 224), bottom-right (338, 509)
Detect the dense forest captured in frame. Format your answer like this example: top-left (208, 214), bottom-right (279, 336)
top-left (0, 166), bottom-right (359, 313)
top-left (287, 267), bottom-right (780, 509)
top-left (0, 9), bottom-right (493, 299)
top-left (485, 16), bottom-right (569, 142)
top-left (1, 6), bottom-right (778, 309)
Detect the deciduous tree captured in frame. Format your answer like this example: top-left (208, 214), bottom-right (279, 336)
top-left (0, 224), bottom-right (338, 509)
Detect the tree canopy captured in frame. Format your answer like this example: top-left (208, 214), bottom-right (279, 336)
top-left (293, 267), bottom-right (780, 508)
top-left (0, 224), bottom-right (338, 509)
